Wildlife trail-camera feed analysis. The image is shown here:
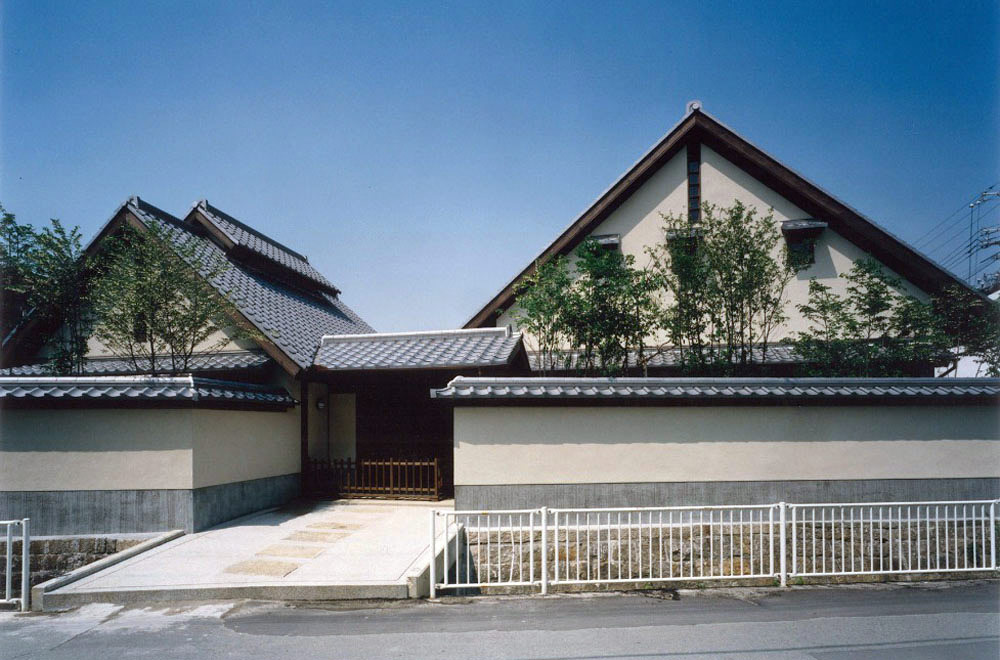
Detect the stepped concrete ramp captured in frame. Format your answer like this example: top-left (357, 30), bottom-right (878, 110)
top-left (38, 499), bottom-right (451, 611)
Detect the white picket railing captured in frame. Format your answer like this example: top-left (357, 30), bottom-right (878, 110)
top-left (1, 518), bottom-right (30, 611)
top-left (788, 501), bottom-right (997, 578)
top-left (430, 500), bottom-right (998, 597)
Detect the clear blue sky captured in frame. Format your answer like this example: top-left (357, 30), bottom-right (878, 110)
top-left (3, 1), bottom-right (998, 331)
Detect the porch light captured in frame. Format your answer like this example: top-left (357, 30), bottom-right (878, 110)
top-left (316, 399), bottom-right (326, 410)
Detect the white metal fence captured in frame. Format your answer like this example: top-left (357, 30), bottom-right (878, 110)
top-left (430, 500), bottom-right (998, 597)
top-left (1, 518), bottom-right (30, 611)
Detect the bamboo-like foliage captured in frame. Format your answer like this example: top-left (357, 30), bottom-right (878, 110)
top-left (647, 201), bottom-right (798, 374)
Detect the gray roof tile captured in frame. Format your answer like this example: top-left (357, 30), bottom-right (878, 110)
top-left (3, 351), bottom-right (271, 376)
top-left (196, 201), bottom-right (337, 293)
top-left (314, 328), bottom-right (522, 371)
top-left (432, 376), bottom-right (1000, 402)
top-left (0, 376), bottom-right (295, 408)
top-left (130, 199), bottom-right (374, 370)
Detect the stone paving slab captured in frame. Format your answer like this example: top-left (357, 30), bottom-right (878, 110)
top-left (42, 499), bottom-right (452, 608)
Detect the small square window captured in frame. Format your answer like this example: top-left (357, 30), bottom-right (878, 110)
top-left (787, 239), bottom-right (816, 268)
top-left (688, 161), bottom-right (699, 173)
top-left (688, 173), bottom-right (699, 185)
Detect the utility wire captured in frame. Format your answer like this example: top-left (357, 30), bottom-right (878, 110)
top-left (913, 184), bottom-right (997, 249)
top-left (928, 203), bottom-right (1000, 267)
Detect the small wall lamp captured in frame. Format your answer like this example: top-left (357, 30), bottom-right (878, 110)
top-left (316, 399), bottom-right (326, 410)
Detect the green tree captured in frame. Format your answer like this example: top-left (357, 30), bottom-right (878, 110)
top-left (649, 201), bottom-right (798, 374)
top-left (30, 221), bottom-right (90, 373)
top-left (562, 240), bottom-right (659, 376)
top-left (90, 223), bottom-right (252, 375)
top-left (1, 208), bottom-right (90, 373)
top-left (933, 286), bottom-right (1000, 377)
top-left (0, 205), bottom-right (36, 340)
top-left (795, 258), bottom-right (950, 376)
top-left (511, 257), bottom-right (572, 374)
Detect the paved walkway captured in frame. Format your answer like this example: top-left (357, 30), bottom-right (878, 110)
top-left (44, 499), bottom-right (452, 608)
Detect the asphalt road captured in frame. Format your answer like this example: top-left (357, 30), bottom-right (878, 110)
top-left (2, 581), bottom-right (998, 660)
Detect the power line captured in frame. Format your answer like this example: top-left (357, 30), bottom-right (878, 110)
top-left (913, 183), bottom-right (997, 250)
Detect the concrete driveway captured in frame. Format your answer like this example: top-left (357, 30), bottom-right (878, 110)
top-left (41, 499), bottom-right (450, 608)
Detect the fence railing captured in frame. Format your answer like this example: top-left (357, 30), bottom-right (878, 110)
top-left (1, 518), bottom-right (30, 611)
top-left (789, 501), bottom-right (997, 577)
top-left (430, 500), bottom-right (998, 597)
top-left (305, 457), bottom-right (444, 500)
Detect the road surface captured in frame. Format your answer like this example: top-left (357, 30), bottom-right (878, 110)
top-left (2, 581), bottom-right (997, 659)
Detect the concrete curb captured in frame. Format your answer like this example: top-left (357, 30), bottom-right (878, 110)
top-left (32, 529), bottom-right (185, 611)
top-left (38, 582), bottom-right (411, 610)
top-left (407, 521), bottom-right (461, 598)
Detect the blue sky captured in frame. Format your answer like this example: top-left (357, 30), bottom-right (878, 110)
top-left (2, 1), bottom-right (997, 331)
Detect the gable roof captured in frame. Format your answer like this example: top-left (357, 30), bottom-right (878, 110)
top-left (126, 198), bottom-right (374, 373)
top-left (1, 197), bottom-right (375, 375)
top-left (464, 107), bottom-right (978, 329)
top-left (313, 327), bottom-right (525, 372)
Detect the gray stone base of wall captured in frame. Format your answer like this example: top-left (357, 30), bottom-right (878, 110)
top-left (456, 478), bottom-right (1000, 510)
top-left (0, 474), bottom-right (301, 536)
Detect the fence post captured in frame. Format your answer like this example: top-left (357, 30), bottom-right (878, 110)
top-left (540, 506), bottom-right (548, 595)
top-left (779, 503), bottom-right (787, 587)
top-left (791, 505), bottom-right (797, 578)
top-left (20, 519), bottom-right (29, 611)
top-left (4, 522), bottom-right (11, 603)
top-left (991, 500), bottom-right (997, 571)
top-left (429, 510), bottom-right (437, 599)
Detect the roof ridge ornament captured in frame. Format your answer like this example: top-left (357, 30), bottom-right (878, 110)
top-left (686, 100), bottom-right (702, 115)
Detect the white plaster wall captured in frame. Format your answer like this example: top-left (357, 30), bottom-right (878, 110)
top-left (497, 143), bottom-right (929, 345)
top-left (454, 406), bottom-right (1000, 486)
top-left (191, 407), bottom-right (300, 489)
top-left (699, 145), bottom-right (928, 336)
top-left (83, 324), bottom-right (256, 359)
top-left (0, 408), bottom-right (194, 490)
top-left (496, 149), bottom-right (688, 334)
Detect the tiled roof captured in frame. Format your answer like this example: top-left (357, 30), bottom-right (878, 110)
top-left (129, 198), bottom-right (374, 370)
top-left (195, 200), bottom-right (338, 293)
top-left (2, 351), bottom-right (271, 376)
top-left (529, 344), bottom-right (801, 371)
top-left (314, 328), bottom-right (523, 371)
top-left (0, 376), bottom-right (295, 408)
top-left (432, 376), bottom-right (1000, 402)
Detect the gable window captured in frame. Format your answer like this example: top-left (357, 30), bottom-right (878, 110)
top-left (687, 143), bottom-right (701, 222)
top-left (590, 234), bottom-right (621, 252)
top-left (781, 219), bottom-right (827, 268)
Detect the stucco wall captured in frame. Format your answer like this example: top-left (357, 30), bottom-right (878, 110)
top-left (454, 406), bottom-right (1000, 487)
top-left (0, 406), bottom-right (300, 492)
top-left (497, 143), bottom-right (928, 345)
top-left (0, 408), bottom-right (194, 491)
top-left (191, 407), bottom-right (300, 489)
top-left (699, 145), bottom-right (927, 336)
